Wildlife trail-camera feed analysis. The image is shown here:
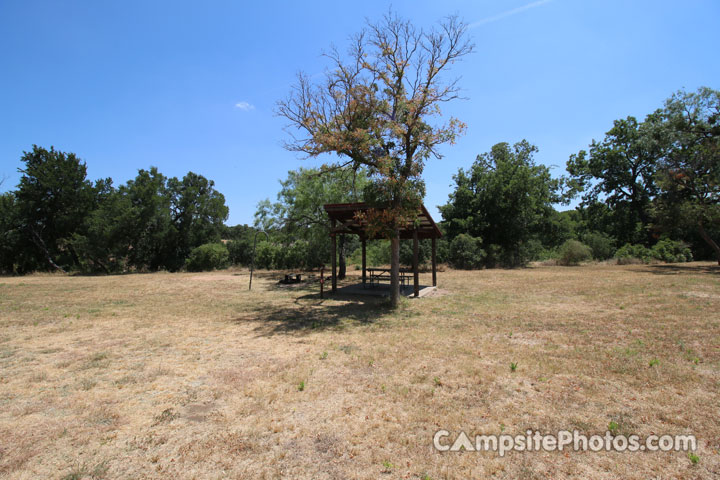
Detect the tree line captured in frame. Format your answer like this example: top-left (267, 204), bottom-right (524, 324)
top-left (441, 87), bottom-right (720, 267)
top-left (1, 86), bottom-right (716, 276)
top-left (0, 145), bottom-right (231, 274)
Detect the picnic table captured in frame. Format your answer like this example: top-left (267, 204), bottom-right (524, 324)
top-left (367, 267), bottom-right (413, 288)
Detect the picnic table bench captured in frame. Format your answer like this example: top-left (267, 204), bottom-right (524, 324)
top-left (367, 267), bottom-right (413, 288)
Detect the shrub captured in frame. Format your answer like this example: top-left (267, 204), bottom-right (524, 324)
top-left (529, 242), bottom-right (560, 262)
top-left (650, 239), bottom-right (693, 263)
top-left (276, 240), bottom-right (310, 269)
top-left (521, 238), bottom-right (546, 262)
top-left (448, 234), bottom-right (485, 269)
top-left (435, 237), bottom-right (450, 264)
top-left (581, 232), bottom-right (616, 260)
top-left (399, 239), bottom-right (430, 267)
top-left (615, 243), bottom-right (653, 264)
top-left (226, 239), bottom-right (252, 265)
top-left (249, 240), bottom-right (315, 270)
top-left (615, 240), bottom-right (692, 264)
top-left (349, 240), bottom-right (391, 267)
top-left (483, 244), bottom-right (503, 268)
top-left (253, 241), bottom-right (280, 269)
top-left (557, 240), bottom-right (592, 266)
top-left (185, 243), bottom-right (229, 272)
top-left (481, 242), bottom-right (535, 268)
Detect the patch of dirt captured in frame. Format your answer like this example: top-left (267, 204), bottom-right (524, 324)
top-left (422, 287), bottom-right (451, 297)
top-left (183, 403), bottom-right (216, 422)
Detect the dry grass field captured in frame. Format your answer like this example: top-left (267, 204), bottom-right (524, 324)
top-left (1, 262), bottom-right (719, 479)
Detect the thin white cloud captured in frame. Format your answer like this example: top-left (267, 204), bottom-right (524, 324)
top-left (469, 0), bottom-right (553, 28)
top-left (235, 101), bottom-right (255, 111)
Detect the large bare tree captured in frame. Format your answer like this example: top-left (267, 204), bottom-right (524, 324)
top-left (277, 12), bottom-right (473, 306)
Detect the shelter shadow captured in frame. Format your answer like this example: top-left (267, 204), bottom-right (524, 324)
top-left (230, 293), bottom-right (392, 337)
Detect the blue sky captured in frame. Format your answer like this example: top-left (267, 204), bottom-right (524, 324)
top-left (1, 0), bottom-right (718, 225)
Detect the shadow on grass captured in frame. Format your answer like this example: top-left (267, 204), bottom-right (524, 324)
top-left (250, 271), bottom-right (373, 294)
top-left (231, 292), bottom-right (393, 337)
top-left (640, 263), bottom-right (720, 276)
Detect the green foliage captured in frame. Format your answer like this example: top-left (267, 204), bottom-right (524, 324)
top-left (1, 145), bottom-right (230, 274)
top-left (615, 239), bottom-right (692, 264)
top-left (255, 167), bottom-right (369, 270)
top-left (13, 145), bottom-right (100, 271)
top-left (526, 243), bottom-right (558, 262)
top-left (112, 168), bottom-right (175, 271)
top-left (510, 362), bottom-right (518, 372)
top-left (448, 234), bottom-right (485, 269)
top-left (253, 241), bottom-right (279, 269)
top-left (654, 87), bottom-right (720, 263)
top-left (557, 240), bottom-right (592, 266)
top-left (565, 116), bottom-right (663, 245)
top-left (222, 225), bottom-right (260, 266)
top-left (80, 167), bottom-right (228, 273)
top-left (519, 238), bottom-right (547, 262)
top-left (278, 241), bottom-right (310, 270)
top-left (249, 239), bottom-right (313, 270)
top-left (399, 239), bottom-right (431, 268)
top-left (539, 209), bottom-right (579, 250)
top-left (185, 243), bottom-right (229, 272)
top-left (435, 236), bottom-right (450, 264)
top-left (166, 172), bottom-right (229, 270)
top-left (349, 240), bottom-right (391, 267)
top-left (0, 192), bottom-right (36, 274)
top-left (614, 243), bottom-right (653, 264)
top-left (440, 141), bottom-right (561, 267)
top-left (651, 239), bottom-right (693, 263)
top-left (563, 87), bottom-right (718, 262)
top-left (226, 238), bottom-right (252, 265)
top-left (581, 231), bottom-right (617, 260)
top-left (608, 421), bottom-right (620, 435)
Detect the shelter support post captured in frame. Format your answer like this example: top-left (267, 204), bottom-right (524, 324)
top-left (331, 224), bottom-right (337, 293)
top-left (431, 237), bottom-right (437, 287)
top-left (413, 229), bottom-right (419, 297)
top-left (361, 237), bottom-right (367, 287)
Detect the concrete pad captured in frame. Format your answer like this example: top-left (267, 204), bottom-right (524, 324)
top-left (332, 282), bottom-right (436, 298)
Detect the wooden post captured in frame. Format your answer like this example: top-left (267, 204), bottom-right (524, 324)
top-left (361, 237), bottom-right (367, 287)
top-left (331, 233), bottom-right (337, 293)
top-left (413, 229), bottom-right (419, 297)
top-left (331, 218), bottom-right (337, 293)
top-left (431, 237), bottom-right (437, 287)
top-left (320, 266), bottom-right (324, 298)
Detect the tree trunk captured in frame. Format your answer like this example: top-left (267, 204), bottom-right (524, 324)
top-left (338, 234), bottom-right (346, 279)
top-left (93, 256), bottom-right (110, 274)
top-left (28, 226), bottom-right (66, 274)
top-left (390, 233), bottom-right (400, 308)
top-left (67, 244), bottom-right (81, 269)
top-left (698, 221), bottom-right (720, 266)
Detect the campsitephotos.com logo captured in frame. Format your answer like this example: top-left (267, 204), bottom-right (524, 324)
top-left (433, 430), bottom-right (697, 457)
